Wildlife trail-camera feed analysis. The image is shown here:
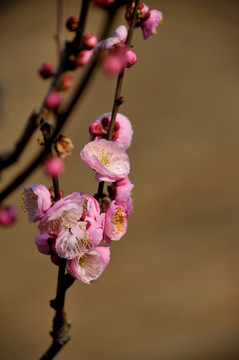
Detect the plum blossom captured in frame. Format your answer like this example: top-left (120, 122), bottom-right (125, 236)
top-left (94, 25), bottom-right (137, 75)
top-left (103, 200), bottom-right (127, 244)
top-left (55, 222), bottom-right (90, 260)
top-left (89, 112), bottom-right (133, 150)
top-left (66, 246), bottom-right (110, 284)
top-left (81, 194), bottom-right (101, 219)
top-left (38, 192), bottom-right (84, 234)
top-left (23, 184), bottom-right (52, 222)
top-left (142, 9), bottom-right (163, 40)
top-left (125, 3), bottom-right (163, 40)
top-left (55, 216), bottom-right (103, 260)
top-left (108, 176), bottom-right (134, 215)
top-left (80, 139), bottom-right (130, 182)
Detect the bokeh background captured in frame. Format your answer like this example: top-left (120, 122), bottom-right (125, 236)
top-left (0, 0), bottom-right (239, 359)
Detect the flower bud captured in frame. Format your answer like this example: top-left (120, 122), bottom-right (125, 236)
top-left (0, 206), bottom-right (18, 226)
top-left (43, 155), bottom-right (65, 177)
top-left (124, 49), bottom-right (137, 68)
top-left (58, 73), bottom-right (73, 91)
top-left (92, 0), bottom-right (114, 9)
top-left (45, 92), bottom-right (62, 109)
top-left (38, 62), bottom-right (54, 79)
top-left (125, 2), bottom-right (149, 26)
top-left (66, 16), bottom-right (80, 31)
top-left (89, 122), bottom-right (103, 136)
top-left (75, 49), bottom-right (94, 66)
top-left (83, 34), bottom-right (98, 50)
top-left (102, 54), bottom-right (124, 75)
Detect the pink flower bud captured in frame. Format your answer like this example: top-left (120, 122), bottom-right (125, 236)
top-left (35, 233), bottom-right (53, 255)
top-left (60, 74), bottom-right (73, 91)
top-left (92, 0), bottom-right (114, 9)
top-left (124, 49), bottom-right (137, 68)
top-left (38, 62), bottom-right (54, 79)
top-left (75, 49), bottom-right (93, 66)
top-left (89, 122), bottom-right (103, 136)
top-left (66, 16), bottom-right (80, 31)
top-left (102, 54), bottom-right (124, 75)
top-left (43, 156), bottom-right (65, 177)
top-left (0, 206), bottom-right (18, 226)
top-left (83, 34), bottom-right (98, 50)
top-left (45, 92), bottom-right (62, 109)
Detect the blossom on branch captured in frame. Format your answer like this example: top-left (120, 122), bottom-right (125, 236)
top-left (22, 184), bottom-right (52, 222)
top-left (103, 200), bottom-right (127, 244)
top-left (89, 112), bottom-right (133, 150)
top-left (66, 246), bottom-right (110, 284)
top-left (80, 139), bottom-right (130, 182)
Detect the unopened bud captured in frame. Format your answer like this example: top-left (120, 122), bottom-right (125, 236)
top-left (58, 73), bottom-right (73, 91)
top-left (38, 62), bottom-right (54, 79)
top-left (43, 155), bottom-right (65, 177)
top-left (89, 122), bottom-right (103, 136)
top-left (0, 206), bottom-right (18, 226)
top-left (83, 34), bottom-right (98, 50)
top-left (125, 49), bottom-right (137, 68)
top-left (102, 54), bottom-right (124, 75)
top-left (92, 0), bottom-right (114, 9)
top-left (75, 49), bottom-right (93, 66)
top-left (66, 16), bottom-right (80, 31)
top-left (45, 92), bottom-right (62, 109)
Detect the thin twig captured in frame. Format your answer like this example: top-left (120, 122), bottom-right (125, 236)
top-left (56, 0), bottom-right (66, 58)
top-left (0, 5), bottom-right (119, 204)
top-left (97, 0), bottom-right (140, 198)
top-left (0, 111), bottom-right (38, 170)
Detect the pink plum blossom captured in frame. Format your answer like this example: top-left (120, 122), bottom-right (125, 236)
top-left (66, 246), bottom-right (110, 284)
top-left (108, 176), bottom-right (134, 215)
top-left (55, 217), bottom-right (103, 260)
top-left (125, 2), bottom-right (149, 26)
top-left (55, 222), bottom-right (89, 259)
top-left (142, 9), bottom-right (163, 40)
top-left (94, 25), bottom-right (128, 54)
top-left (103, 200), bottom-right (127, 244)
top-left (81, 194), bottom-right (101, 219)
top-left (38, 192), bottom-right (84, 235)
top-left (23, 184), bottom-right (52, 222)
top-left (94, 26), bottom-right (132, 75)
top-left (0, 206), bottom-right (18, 226)
top-left (80, 139), bottom-right (130, 182)
top-left (89, 112), bottom-right (133, 150)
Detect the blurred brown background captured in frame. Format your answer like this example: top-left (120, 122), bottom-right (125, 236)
top-left (1, 0), bottom-right (239, 359)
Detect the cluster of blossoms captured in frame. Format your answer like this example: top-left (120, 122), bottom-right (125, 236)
top-left (21, 1), bottom-right (163, 285)
top-left (22, 113), bottom-right (133, 284)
